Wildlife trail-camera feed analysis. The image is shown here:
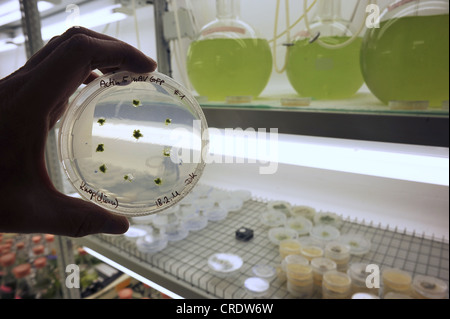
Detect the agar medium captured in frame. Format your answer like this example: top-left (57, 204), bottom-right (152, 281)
top-left (59, 71), bottom-right (209, 217)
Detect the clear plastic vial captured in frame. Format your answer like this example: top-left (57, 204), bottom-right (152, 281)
top-left (279, 239), bottom-right (302, 260)
top-left (381, 268), bottom-right (412, 298)
top-left (411, 275), bottom-right (448, 299)
top-left (284, 255), bottom-right (313, 299)
top-left (324, 241), bottom-right (350, 272)
top-left (347, 262), bottom-right (380, 297)
top-left (322, 270), bottom-right (352, 299)
top-left (311, 257), bottom-right (337, 296)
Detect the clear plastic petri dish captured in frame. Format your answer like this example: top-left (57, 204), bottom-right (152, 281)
top-left (59, 71), bottom-right (209, 217)
top-left (338, 233), bottom-right (371, 256)
top-left (208, 253), bottom-right (243, 277)
top-left (244, 277), bottom-right (270, 297)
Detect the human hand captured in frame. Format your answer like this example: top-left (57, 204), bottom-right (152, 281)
top-left (0, 27), bottom-right (157, 237)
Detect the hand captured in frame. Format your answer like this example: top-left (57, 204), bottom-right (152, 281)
top-left (0, 27), bottom-right (157, 237)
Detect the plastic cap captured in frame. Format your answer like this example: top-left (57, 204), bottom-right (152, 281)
top-left (32, 235), bottom-right (42, 244)
top-left (32, 244), bottom-right (45, 255)
top-left (34, 257), bottom-right (47, 269)
top-left (0, 252), bottom-right (16, 267)
top-left (118, 288), bottom-right (133, 299)
top-left (45, 234), bottom-right (55, 243)
top-left (12, 263), bottom-right (31, 279)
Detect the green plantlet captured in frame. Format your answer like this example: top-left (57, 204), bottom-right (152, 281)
top-left (96, 144), bottom-right (104, 152)
top-left (133, 129), bottom-right (143, 140)
top-left (99, 164), bottom-right (107, 173)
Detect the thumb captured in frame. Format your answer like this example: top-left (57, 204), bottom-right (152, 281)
top-left (46, 193), bottom-right (129, 237)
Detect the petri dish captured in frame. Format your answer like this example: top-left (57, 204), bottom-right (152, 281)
top-left (252, 264), bottom-right (277, 280)
top-left (208, 253), bottom-right (243, 277)
top-left (310, 225), bottom-right (341, 242)
top-left (244, 277), bottom-right (270, 297)
top-left (59, 71), bottom-right (209, 217)
top-left (338, 233), bottom-right (371, 256)
top-left (268, 227), bottom-right (298, 245)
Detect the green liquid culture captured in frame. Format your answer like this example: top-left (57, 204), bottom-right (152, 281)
top-left (361, 14), bottom-right (449, 107)
top-left (286, 36), bottom-right (364, 100)
top-left (187, 38), bottom-right (272, 101)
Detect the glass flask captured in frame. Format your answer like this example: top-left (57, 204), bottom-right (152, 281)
top-left (361, 0), bottom-right (449, 108)
top-left (286, 0), bottom-right (365, 100)
top-left (186, 0), bottom-right (273, 101)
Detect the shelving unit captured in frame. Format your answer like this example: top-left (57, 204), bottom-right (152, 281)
top-left (75, 195), bottom-right (449, 299)
top-left (5, 0), bottom-right (447, 299)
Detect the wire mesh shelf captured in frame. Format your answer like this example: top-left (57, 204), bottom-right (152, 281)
top-left (80, 194), bottom-right (449, 299)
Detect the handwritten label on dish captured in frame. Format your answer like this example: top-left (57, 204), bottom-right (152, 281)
top-left (99, 75), bottom-right (165, 88)
top-left (80, 181), bottom-right (119, 209)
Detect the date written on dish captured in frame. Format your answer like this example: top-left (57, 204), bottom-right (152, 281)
top-left (155, 173), bottom-right (198, 207)
top-left (99, 75), bottom-right (165, 88)
top-left (155, 191), bottom-right (181, 207)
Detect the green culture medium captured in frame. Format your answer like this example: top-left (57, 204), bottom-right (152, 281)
top-left (187, 38), bottom-right (272, 101)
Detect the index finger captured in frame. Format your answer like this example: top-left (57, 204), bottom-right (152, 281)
top-left (26, 29), bottom-right (157, 115)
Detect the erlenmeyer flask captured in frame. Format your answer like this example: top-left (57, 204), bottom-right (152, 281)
top-left (186, 0), bottom-right (273, 101)
top-left (361, 0), bottom-right (449, 108)
top-left (286, 0), bottom-right (364, 100)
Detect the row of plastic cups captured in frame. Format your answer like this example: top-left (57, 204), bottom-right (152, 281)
top-left (279, 239), bottom-right (351, 272)
top-left (280, 254), bottom-right (354, 299)
top-left (265, 201), bottom-right (343, 228)
top-left (381, 268), bottom-right (448, 299)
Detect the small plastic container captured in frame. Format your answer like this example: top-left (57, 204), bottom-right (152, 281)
top-left (208, 253), bottom-right (243, 278)
top-left (165, 222), bottom-right (189, 242)
top-left (178, 206), bottom-right (208, 231)
top-left (218, 198), bottom-right (243, 213)
top-left (267, 201), bottom-right (292, 215)
top-left (324, 241), bottom-right (350, 272)
top-left (244, 277), bottom-right (270, 297)
top-left (300, 245), bottom-right (324, 262)
top-left (279, 239), bottom-right (302, 259)
top-left (313, 212), bottom-right (342, 228)
top-left (195, 198), bottom-right (216, 212)
top-left (290, 205), bottom-right (316, 221)
top-left (310, 225), bottom-right (340, 243)
top-left (123, 226), bottom-right (149, 242)
top-left (411, 275), bottom-right (448, 299)
top-left (351, 292), bottom-right (380, 299)
top-left (311, 257), bottom-right (337, 293)
top-left (322, 270), bottom-right (352, 299)
top-left (268, 228), bottom-right (298, 245)
top-left (285, 216), bottom-right (313, 236)
top-left (347, 262), bottom-right (379, 296)
top-left (204, 206), bottom-right (228, 221)
top-left (131, 214), bottom-right (155, 225)
top-left (381, 268), bottom-right (412, 298)
top-left (260, 210), bottom-right (287, 228)
top-left (252, 264), bottom-right (277, 280)
top-left (338, 233), bottom-right (371, 256)
top-left (136, 228), bottom-right (168, 254)
top-left (383, 292), bottom-right (413, 299)
top-left (284, 255), bottom-right (313, 298)
top-left (59, 71), bottom-right (209, 217)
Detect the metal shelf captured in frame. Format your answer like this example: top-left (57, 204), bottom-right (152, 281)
top-left (76, 192), bottom-right (449, 299)
top-left (201, 93), bottom-right (449, 147)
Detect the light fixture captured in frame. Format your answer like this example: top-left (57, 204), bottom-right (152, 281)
top-left (207, 129), bottom-right (449, 186)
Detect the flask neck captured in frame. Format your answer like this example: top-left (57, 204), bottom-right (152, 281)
top-left (313, 0), bottom-right (342, 21)
top-left (216, 0), bottom-right (239, 20)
